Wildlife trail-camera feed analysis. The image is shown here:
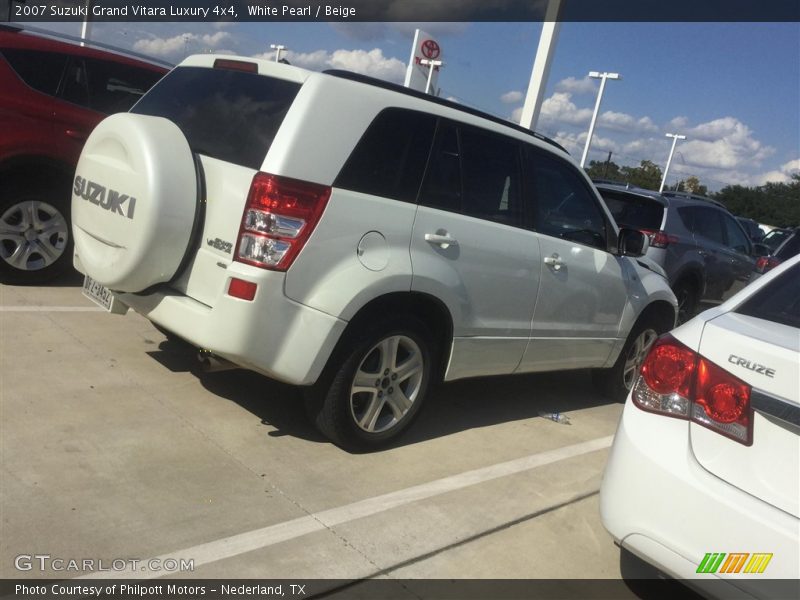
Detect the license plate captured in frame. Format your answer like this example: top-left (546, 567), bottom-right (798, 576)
top-left (82, 275), bottom-right (127, 314)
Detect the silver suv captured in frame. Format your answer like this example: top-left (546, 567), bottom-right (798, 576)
top-left (596, 183), bottom-right (765, 323)
top-left (72, 55), bottom-right (676, 451)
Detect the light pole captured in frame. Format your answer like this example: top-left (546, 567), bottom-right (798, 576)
top-left (420, 59), bottom-right (442, 94)
top-left (270, 44), bottom-right (287, 63)
top-left (660, 133), bottom-right (687, 192)
top-left (579, 71), bottom-right (621, 168)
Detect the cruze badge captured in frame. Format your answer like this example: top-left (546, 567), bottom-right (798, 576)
top-left (73, 175), bottom-right (136, 220)
top-left (728, 355), bottom-right (776, 378)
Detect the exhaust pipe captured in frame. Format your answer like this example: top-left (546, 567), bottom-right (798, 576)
top-left (197, 350), bottom-right (239, 373)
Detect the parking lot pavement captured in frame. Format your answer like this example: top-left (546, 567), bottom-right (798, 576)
top-left (1, 281), bottom-right (629, 585)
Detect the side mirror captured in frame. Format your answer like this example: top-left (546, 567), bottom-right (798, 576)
top-left (752, 243), bottom-right (771, 257)
top-left (618, 228), bottom-right (650, 258)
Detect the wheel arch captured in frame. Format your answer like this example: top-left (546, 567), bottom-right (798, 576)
top-left (671, 265), bottom-right (704, 297)
top-left (333, 291), bottom-right (454, 383)
top-left (633, 299), bottom-right (677, 335)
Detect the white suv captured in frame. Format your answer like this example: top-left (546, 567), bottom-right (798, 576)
top-left (72, 55), bottom-right (677, 451)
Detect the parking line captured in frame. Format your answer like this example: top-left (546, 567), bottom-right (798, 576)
top-left (0, 306), bottom-right (104, 312)
top-left (78, 435), bottom-right (613, 580)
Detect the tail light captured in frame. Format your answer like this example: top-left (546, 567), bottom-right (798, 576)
top-left (633, 334), bottom-right (753, 445)
top-left (755, 256), bottom-right (781, 274)
top-left (235, 173), bottom-right (331, 271)
top-left (640, 229), bottom-right (675, 249)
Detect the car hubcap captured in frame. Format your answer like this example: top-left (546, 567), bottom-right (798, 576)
top-left (0, 200), bottom-right (68, 271)
top-left (623, 328), bottom-right (658, 391)
top-left (350, 334), bottom-right (424, 433)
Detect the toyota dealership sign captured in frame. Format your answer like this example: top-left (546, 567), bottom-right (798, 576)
top-left (404, 29), bottom-right (443, 94)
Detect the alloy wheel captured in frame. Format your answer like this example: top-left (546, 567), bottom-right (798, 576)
top-left (349, 334), bottom-right (425, 433)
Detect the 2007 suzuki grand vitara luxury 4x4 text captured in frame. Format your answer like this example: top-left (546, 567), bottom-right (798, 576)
top-left (72, 55), bottom-right (677, 451)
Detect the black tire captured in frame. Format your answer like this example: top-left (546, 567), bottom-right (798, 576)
top-left (593, 319), bottom-right (662, 401)
top-left (673, 279), bottom-right (698, 325)
top-left (306, 316), bottom-right (435, 452)
top-left (0, 184), bottom-right (73, 285)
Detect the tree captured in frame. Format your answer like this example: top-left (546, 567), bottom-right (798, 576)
top-left (713, 174), bottom-right (800, 226)
top-left (585, 158), bottom-right (622, 181)
top-left (678, 175), bottom-right (708, 196)
top-left (619, 160), bottom-right (663, 191)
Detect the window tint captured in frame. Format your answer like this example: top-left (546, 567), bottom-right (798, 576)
top-left (418, 122), bottom-right (524, 228)
top-left (132, 66), bottom-right (300, 170)
top-left (775, 232), bottom-right (800, 260)
top-left (459, 127), bottom-right (522, 226)
top-left (599, 190), bottom-right (665, 230)
top-left (334, 108), bottom-right (435, 203)
top-left (736, 263), bottom-right (800, 328)
top-left (418, 121), bottom-right (461, 212)
top-left (85, 58), bottom-right (161, 113)
top-left (722, 214), bottom-right (750, 254)
top-left (1, 49), bottom-right (67, 95)
top-left (681, 206), bottom-right (725, 245)
top-left (524, 146), bottom-right (607, 248)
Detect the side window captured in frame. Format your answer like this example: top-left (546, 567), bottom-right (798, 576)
top-left (775, 232), bottom-right (800, 260)
top-left (459, 126), bottom-right (522, 227)
top-left (524, 146), bottom-right (607, 249)
top-left (1, 49), bottom-right (67, 96)
top-left (418, 121), bottom-right (461, 212)
top-left (722, 214), bottom-right (750, 254)
top-left (60, 58), bottom-right (89, 107)
top-left (334, 108), bottom-right (436, 203)
top-left (61, 57), bottom-right (163, 114)
top-left (691, 207), bottom-right (726, 246)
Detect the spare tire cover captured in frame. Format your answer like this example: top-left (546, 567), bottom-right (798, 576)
top-left (72, 113), bottom-right (197, 293)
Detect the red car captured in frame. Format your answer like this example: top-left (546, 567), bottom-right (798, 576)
top-left (0, 25), bottom-right (167, 283)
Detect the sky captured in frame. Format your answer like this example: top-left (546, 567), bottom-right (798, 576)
top-left (30, 20), bottom-right (800, 192)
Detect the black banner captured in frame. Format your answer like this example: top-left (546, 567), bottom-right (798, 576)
top-left (3, 0), bottom-right (800, 23)
top-left (3, 579), bottom-right (800, 600)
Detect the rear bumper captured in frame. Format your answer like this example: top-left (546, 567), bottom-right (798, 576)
top-left (113, 262), bottom-right (347, 386)
top-left (600, 398), bottom-right (799, 599)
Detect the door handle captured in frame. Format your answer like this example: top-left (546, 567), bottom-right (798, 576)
top-left (424, 232), bottom-right (458, 249)
top-left (544, 253), bottom-right (564, 270)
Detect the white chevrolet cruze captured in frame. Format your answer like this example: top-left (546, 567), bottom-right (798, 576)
top-left (601, 253), bottom-right (800, 598)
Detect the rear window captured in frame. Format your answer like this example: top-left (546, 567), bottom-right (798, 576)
top-left (599, 191), bottom-right (665, 230)
top-left (131, 66), bottom-right (300, 170)
top-left (736, 263), bottom-right (800, 328)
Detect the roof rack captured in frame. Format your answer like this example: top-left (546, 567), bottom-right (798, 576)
top-left (323, 69), bottom-right (568, 154)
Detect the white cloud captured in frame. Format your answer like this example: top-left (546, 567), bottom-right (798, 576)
top-left (327, 48), bottom-right (406, 82)
top-left (677, 117), bottom-right (774, 170)
top-left (539, 92), bottom-right (594, 126)
top-left (500, 90), bottom-right (523, 104)
top-left (598, 111), bottom-right (659, 134)
top-left (133, 31), bottom-right (231, 58)
top-left (753, 158), bottom-right (800, 185)
top-left (780, 158), bottom-right (800, 174)
top-left (252, 48), bottom-right (406, 83)
top-left (554, 75), bottom-right (597, 95)
top-left (550, 130), bottom-right (617, 157)
top-left (668, 116), bottom-right (689, 130)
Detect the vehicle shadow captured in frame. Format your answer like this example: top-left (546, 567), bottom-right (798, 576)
top-left (147, 338), bottom-right (617, 451)
top-left (618, 549), bottom-right (705, 599)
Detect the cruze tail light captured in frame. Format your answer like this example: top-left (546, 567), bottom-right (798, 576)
top-left (235, 173), bottom-right (331, 271)
top-left (632, 334), bottom-right (753, 445)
